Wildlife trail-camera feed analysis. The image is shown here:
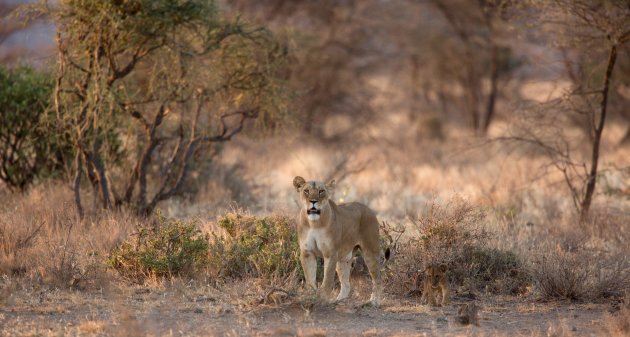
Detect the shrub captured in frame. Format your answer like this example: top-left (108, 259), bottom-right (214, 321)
top-left (0, 65), bottom-right (69, 191)
top-left (387, 198), bottom-right (531, 296)
top-left (109, 213), bottom-right (210, 282)
top-left (532, 247), bottom-right (629, 301)
top-left (411, 198), bottom-right (489, 266)
top-left (455, 246), bottom-right (530, 295)
top-left (208, 212), bottom-right (300, 280)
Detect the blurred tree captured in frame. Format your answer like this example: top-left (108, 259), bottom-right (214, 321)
top-left (35, 0), bottom-right (290, 216)
top-left (423, 0), bottom-right (518, 134)
top-left (229, 0), bottom-right (388, 141)
top-left (509, 0), bottom-right (629, 222)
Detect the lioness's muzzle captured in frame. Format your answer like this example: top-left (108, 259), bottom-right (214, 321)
top-left (307, 208), bottom-right (321, 215)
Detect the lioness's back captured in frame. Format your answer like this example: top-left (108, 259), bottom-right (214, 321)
top-left (333, 201), bottom-right (378, 226)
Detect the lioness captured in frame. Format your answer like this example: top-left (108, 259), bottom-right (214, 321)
top-left (420, 264), bottom-right (450, 306)
top-left (293, 176), bottom-right (383, 306)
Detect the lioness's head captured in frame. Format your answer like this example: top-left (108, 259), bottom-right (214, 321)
top-left (293, 176), bottom-right (335, 221)
top-left (425, 264), bottom-right (447, 288)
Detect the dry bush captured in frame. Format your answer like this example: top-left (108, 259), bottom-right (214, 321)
top-left (532, 247), bottom-right (629, 301)
top-left (529, 206), bottom-right (630, 302)
top-left (387, 198), bottom-right (531, 296)
top-left (411, 198), bottom-right (488, 265)
top-left (208, 212), bottom-right (301, 281)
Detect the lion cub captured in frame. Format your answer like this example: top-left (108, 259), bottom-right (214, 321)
top-left (293, 176), bottom-right (383, 306)
top-left (457, 302), bottom-right (480, 326)
top-left (420, 264), bottom-right (450, 306)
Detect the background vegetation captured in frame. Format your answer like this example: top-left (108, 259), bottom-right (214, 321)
top-left (1, 0), bottom-right (629, 335)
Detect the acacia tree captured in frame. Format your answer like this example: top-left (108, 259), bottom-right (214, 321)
top-left (41, 0), bottom-right (288, 216)
top-left (507, 0), bottom-right (629, 222)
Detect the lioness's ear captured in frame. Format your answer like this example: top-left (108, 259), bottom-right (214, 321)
top-left (326, 179), bottom-right (336, 190)
top-left (293, 176), bottom-right (306, 191)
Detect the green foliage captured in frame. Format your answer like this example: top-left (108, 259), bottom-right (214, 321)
top-left (42, 0), bottom-right (291, 214)
top-left (109, 213), bottom-right (210, 282)
top-left (209, 212), bottom-right (301, 280)
top-left (0, 65), bottom-right (69, 190)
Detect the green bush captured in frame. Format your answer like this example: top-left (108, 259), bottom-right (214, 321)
top-left (209, 212), bottom-right (301, 280)
top-left (109, 213), bottom-right (210, 282)
top-left (0, 65), bottom-right (69, 190)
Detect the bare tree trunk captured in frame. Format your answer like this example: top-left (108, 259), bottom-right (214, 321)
top-left (90, 153), bottom-right (111, 209)
top-left (467, 75), bottom-right (481, 133)
top-left (482, 44), bottom-right (499, 134)
top-left (579, 44), bottom-right (617, 222)
top-left (89, 137), bottom-right (111, 209)
top-left (73, 150), bottom-right (84, 219)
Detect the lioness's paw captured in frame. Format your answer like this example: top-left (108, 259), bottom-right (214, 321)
top-left (356, 300), bottom-right (380, 309)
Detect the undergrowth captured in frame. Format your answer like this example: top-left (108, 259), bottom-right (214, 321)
top-left (208, 212), bottom-right (301, 281)
top-left (109, 212), bottom-right (210, 283)
top-left (387, 198), bottom-right (531, 296)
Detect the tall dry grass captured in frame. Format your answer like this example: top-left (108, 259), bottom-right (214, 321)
top-left (0, 183), bottom-right (141, 289)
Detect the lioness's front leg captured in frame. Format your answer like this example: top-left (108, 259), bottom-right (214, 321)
top-left (319, 255), bottom-right (338, 299)
top-left (335, 251), bottom-right (353, 302)
top-left (300, 250), bottom-right (317, 290)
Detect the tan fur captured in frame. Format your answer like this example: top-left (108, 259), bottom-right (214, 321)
top-left (420, 264), bottom-right (450, 306)
top-left (293, 176), bottom-right (383, 306)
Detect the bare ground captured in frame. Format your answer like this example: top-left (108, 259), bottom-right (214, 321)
top-left (0, 281), bottom-right (618, 337)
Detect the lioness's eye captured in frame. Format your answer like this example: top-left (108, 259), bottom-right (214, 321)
top-left (303, 189), bottom-right (309, 195)
top-left (319, 190), bottom-right (324, 195)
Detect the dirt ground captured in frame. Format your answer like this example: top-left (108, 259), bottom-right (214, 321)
top-left (0, 282), bottom-right (617, 337)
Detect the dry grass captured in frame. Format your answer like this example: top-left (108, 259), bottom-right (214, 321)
top-left (0, 183), bottom-right (140, 289)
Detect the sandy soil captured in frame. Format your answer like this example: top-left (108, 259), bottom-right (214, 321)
top-left (0, 283), bottom-right (616, 337)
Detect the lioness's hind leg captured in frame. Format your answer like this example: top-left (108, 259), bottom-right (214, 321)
top-left (335, 251), bottom-right (353, 302)
top-left (363, 250), bottom-right (383, 307)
